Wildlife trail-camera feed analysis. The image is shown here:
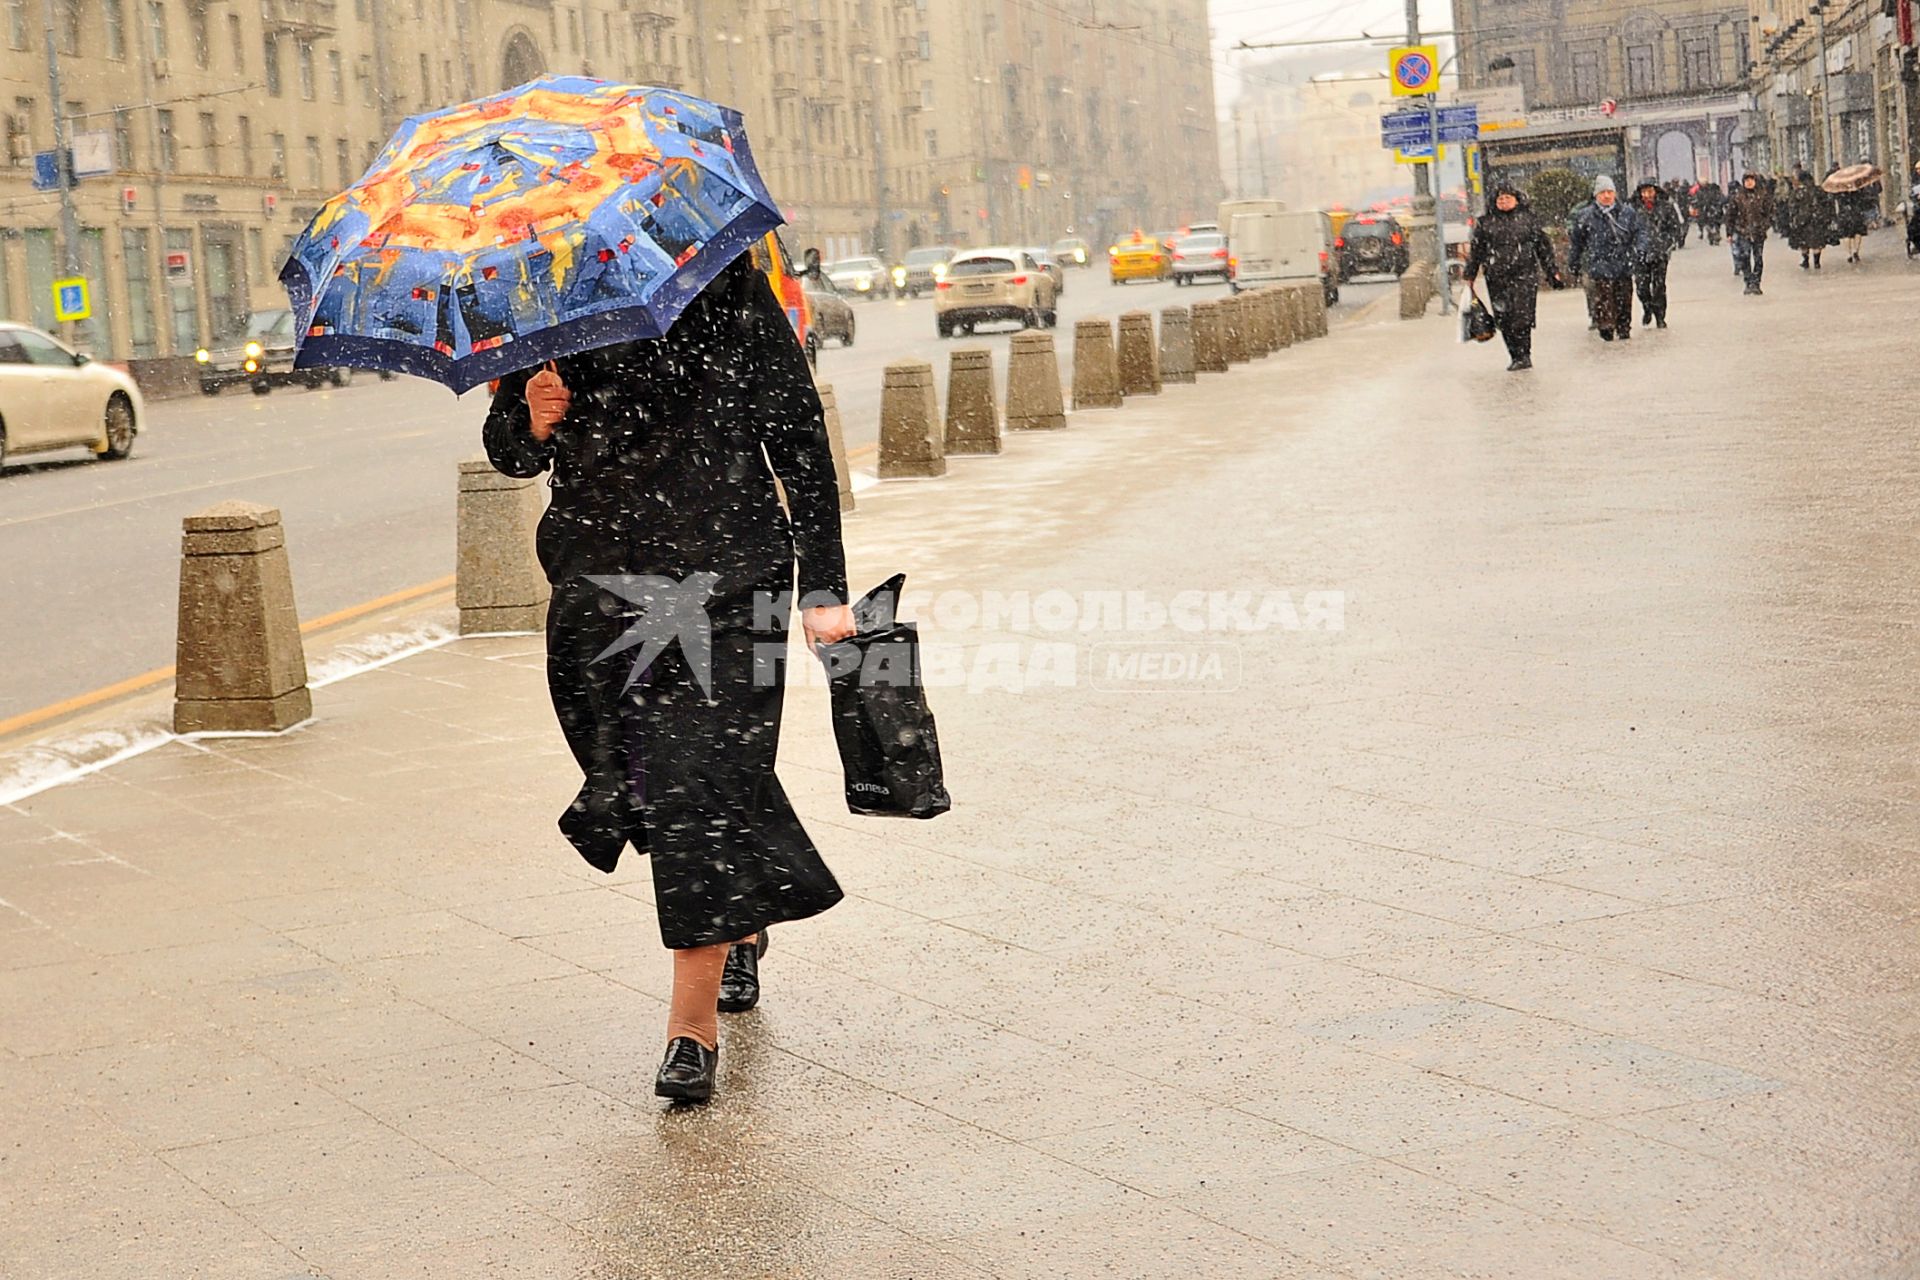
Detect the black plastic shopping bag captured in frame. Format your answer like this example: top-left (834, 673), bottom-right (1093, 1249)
top-left (821, 574), bottom-right (952, 819)
top-left (1463, 290), bottom-right (1499, 343)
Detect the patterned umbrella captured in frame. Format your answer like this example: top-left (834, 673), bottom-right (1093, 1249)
top-left (280, 76), bottom-right (782, 392)
top-left (1821, 163), bottom-right (1884, 194)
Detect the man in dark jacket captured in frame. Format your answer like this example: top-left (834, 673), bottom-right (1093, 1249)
top-left (1726, 172), bottom-right (1776, 295)
top-left (1567, 175), bottom-right (1650, 341)
top-left (1464, 182), bottom-right (1566, 371)
top-left (1631, 180), bottom-right (1685, 329)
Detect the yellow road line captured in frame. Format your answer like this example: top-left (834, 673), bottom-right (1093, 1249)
top-left (847, 443), bottom-right (877, 462)
top-left (0, 574), bottom-right (457, 741)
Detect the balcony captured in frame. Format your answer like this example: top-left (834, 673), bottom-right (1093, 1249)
top-left (260, 0), bottom-right (337, 35)
top-left (771, 70), bottom-right (798, 97)
top-left (626, 0), bottom-right (674, 21)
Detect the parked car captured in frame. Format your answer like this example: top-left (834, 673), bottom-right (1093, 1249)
top-left (825, 255), bottom-right (892, 300)
top-left (1338, 215), bottom-right (1410, 278)
top-left (196, 308), bottom-right (352, 395)
top-left (1026, 247), bottom-right (1067, 297)
top-left (1108, 232), bottom-right (1171, 284)
top-left (1051, 236), bottom-right (1093, 268)
top-left (898, 245), bottom-right (960, 298)
top-left (804, 277), bottom-right (856, 348)
top-left (0, 322), bottom-right (142, 469)
top-left (1170, 231), bottom-right (1232, 286)
top-left (935, 247), bottom-right (1060, 337)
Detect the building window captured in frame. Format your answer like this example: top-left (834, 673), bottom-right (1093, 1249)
top-left (329, 49), bottom-right (343, 101)
top-left (103, 0), bottom-right (125, 58)
top-left (1570, 49), bottom-right (1601, 103)
top-left (156, 107), bottom-right (176, 171)
top-left (358, 55), bottom-right (373, 105)
top-left (113, 107), bottom-right (133, 167)
top-left (58, 0), bottom-right (79, 57)
top-left (269, 130), bottom-right (286, 180)
top-left (567, 10), bottom-right (578, 53)
top-left (264, 33), bottom-right (281, 95)
top-left (419, 53), bottom-right (430, 104)
top-left (145, 0), bottom-right (165, 60)
top-left (247, 227), bottom-right (264, 281)
top-left (336, 136), bottom-right (351, 187)
top-left (305, 135), bottom-right (320, 187)
top-left (1627, 44), bottom-right (1657, 96)
top-left (1680, 34), bottom-right (1714, 91)
top-left (199, 110), bottom-right (218, 174)
top-left (228, 12), bottom-right (242, 71)
top-left (237, 114), bottom-right (252, 173)
top-left (925, 128), bottom-right (937, 157)
top-left (6, 0), bottom-right (26, 51)
top-left (297, 39), bottom-right (315, 100)
top-left (188, 0), bottom-right (207, 66)
top-left (122, 227), bottom-right (157, 358)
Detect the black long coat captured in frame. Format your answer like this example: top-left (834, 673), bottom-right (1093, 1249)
top-left (1464, 195), bottom-right (1558, 329)
top-left (483, 254), bottom-right (848, 948)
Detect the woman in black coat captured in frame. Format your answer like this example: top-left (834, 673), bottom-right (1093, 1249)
top-left (484, 252), bottom-right (854, 1104)
top-left (1464, 182), bottom-right (1565, 372)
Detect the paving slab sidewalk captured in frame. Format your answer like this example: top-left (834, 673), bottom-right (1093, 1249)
top-left (2, 243), bottom-right (1918, 1278)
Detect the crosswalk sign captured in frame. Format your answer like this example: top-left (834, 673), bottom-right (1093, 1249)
top-left (52, 277), bottom-right (91, 322)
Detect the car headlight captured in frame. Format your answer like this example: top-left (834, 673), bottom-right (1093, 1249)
top-left (932, 264), bottom-right (948, 281)
top-left (892, 266), bottom-right (907, 286)
top-left (1074, 249), bottom-right (1086, 263)
top-left (244, 341), bottom-right (263, 358)
top-left (856, 276), bottom-right (871, 290)
top-left (244, 359), bottom-right (259, 373)
top-left (194, 348), bottom-right (210, 363)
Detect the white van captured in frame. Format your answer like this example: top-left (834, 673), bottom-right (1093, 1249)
top-left (1227, 208), bottom-right (1339, 306)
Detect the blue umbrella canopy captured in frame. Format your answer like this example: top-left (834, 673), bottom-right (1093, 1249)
top-left (280, 76), bottom-right (783, 392)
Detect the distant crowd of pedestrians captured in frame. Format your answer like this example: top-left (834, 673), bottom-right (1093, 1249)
top-left (1464, 159), bottom-right (1905, 373)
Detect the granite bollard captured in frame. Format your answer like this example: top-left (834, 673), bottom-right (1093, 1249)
top-left (457, 458), bottom-right (550, 636)
top-left (1116, 311), bottom-right (1162, 396)
top-left (1220, 295), bottom-right (1251, 364)
top-left (815, 382), bottom-right (857, 512)
top-left (1159, 305), bottom-right (1196, 383)
top-left (944, 348), bottom-right (1001, 455)
top-left (1191, 301), bottom-right (1229, 373)
top-left (1071, 318), bottom-right (1123, 410)
top-left (1267, 289), bottom-right (1293, 350)
top-left (173, 500), bottom-right (312, 734)
top-left (1005, 332), bottom-right (1067, 431)
top-left (879, 361), bottom-right (946, 478)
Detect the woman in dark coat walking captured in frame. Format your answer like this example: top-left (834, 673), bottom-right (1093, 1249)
top-left (1630, 180), bottom-right (1685, 329)
top-left (484, 252), bottom-right (854, 1104)
top-left (1787, 171), bottom-right (1833, 270)
top-left (1464, 182), bottom-right (1565, 371)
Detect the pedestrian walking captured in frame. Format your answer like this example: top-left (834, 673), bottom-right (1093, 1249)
top-left (1463, 182), bottom-right (1566, 372)
top-left (1906, 162), bottom-right (1920, 258)
top-left (1726, 172), bottom-right (1776, 295)
top-left (1631, 180), bottom-right (1685, 329)
top-left (484, 253), bottom-right (855, 1106)
top-left (1787, 170), bottom-right (1833, 271)
top-left (1567, 175), bottom-right (1649, 341)
top-left (1834, 166), bottom-right (1879, 263)
top-left (1699, 182), bottom-right (1726, 246)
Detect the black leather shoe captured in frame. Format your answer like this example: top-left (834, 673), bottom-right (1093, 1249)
top-left (655, 1036), bottom-right (718, 1103)
top-left (717, 930), bottom-right (770, 1013)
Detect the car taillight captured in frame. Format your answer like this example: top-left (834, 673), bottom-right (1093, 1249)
top-left (1011, 274), bottom-right (1028, 285)
top-left (935, 280), bottom-right (952, 290)
top-left (1320, 250), bottom-right (1328, 268)
top-left (1173, 253), bottom-right (1185, 260)
top-left (1212, 249), bottom-right (1227, 259)
top-left (1335, 237), bottom-right (1345, 248)
top-left (1391, 232), bottom-right (1402, 245)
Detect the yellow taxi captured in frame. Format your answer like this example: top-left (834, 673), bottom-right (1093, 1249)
top-left (1107, 232), bottom-right (1171, 285)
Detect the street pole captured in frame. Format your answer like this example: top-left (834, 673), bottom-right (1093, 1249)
top-left (1813, 4), bottom-right (1836, 171)
top-left (866, 59), bottom-right (890, 256)
top-left (41, 0), bottom-right (83, 293)
top-left (1429, 91), bottom-right (1450, 313)
top-left (1405, 0), bottom-right (1443, 282)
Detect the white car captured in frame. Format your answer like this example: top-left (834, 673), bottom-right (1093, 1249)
top-left (934, 247), bottom-right (1060, 337)
top-left (825, 255), bottom-right (892, 300)
top-left (0, 323), bottom-right (142, 469)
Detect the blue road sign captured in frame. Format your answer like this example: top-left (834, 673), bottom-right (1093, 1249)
top-left (1381, 106), bottom-right (1481, 149)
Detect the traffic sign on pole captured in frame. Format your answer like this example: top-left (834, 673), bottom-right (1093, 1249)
top-left (52, 277), bottom-right (91, 323)
top-left (1389, 45), bottom-right (1441, 97)
top-left (1381, 105), bottom-right (1480, 148)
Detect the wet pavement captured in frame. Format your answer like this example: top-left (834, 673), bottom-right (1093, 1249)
top-left (2, 239), bottom-right (1918, 1277)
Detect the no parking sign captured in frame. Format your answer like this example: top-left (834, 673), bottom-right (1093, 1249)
top-left (1390, 45), bottom-right (1440, 97)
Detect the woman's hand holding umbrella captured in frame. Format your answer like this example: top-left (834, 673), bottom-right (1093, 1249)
top-left (527, 363), bottom-right (571, 441)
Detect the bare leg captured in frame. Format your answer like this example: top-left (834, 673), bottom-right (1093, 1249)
top-left (666, 943), bottom-right (733, 1051)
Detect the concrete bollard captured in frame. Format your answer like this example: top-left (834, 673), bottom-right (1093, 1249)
top-left (879, 361), bottom-right (946, 478)
top-left (1399, 273), bottom-right (1429, 320)
top-left (1116, 311), bottom-right (1162, 396)
top-left (1071, 317), bottom-right (1123, 410)
top-left (1280, 289), bottom-right (1303, 345)
top-left (1191, 301), bottom-right (1229, 373)
top-left (1220, 295), bottom-right (1251, 364)
top-left (1246, 290), bottom-right (1276, 357)
top-left (1267, 290), bottom-right (1293, 350)
top-left (173, 501), bottom-right (312, 734)
top-left (1005, 332), bottom-right (1067, 431)
top-left (457, 459), bottom-right (551, 636)
top-left (815, 382), bottom-right (856, 513)
top-left (943, 348), bottom-right (1002, 456)
top-left (1159, 305), bottom-right (1196, 384)
top-left (1308, 285), bottom-right (1330, 338)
